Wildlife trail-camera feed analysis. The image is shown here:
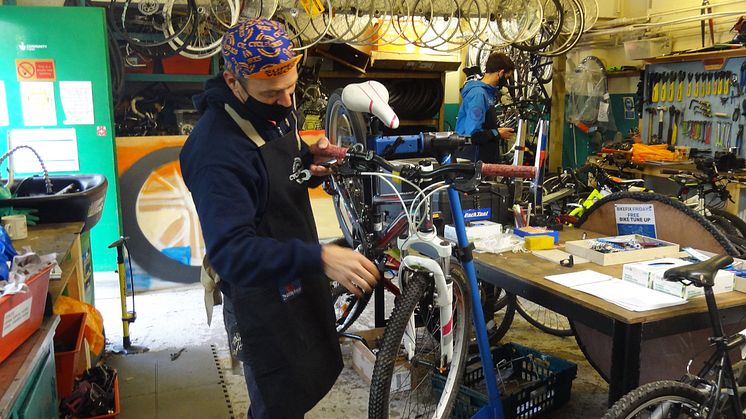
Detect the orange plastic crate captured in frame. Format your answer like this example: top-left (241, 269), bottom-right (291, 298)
top-left (0, 264), bottom-right (54, 364)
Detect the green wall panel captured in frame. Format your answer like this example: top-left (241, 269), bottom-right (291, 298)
top-left (0, 7), bottom-right (120, 271)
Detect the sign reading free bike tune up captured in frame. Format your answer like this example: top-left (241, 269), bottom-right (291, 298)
top-left (615, 204), bottom-right (657, 238)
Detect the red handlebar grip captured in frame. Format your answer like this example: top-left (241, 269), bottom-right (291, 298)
top-left (309, 142), bottom-right (348, 160)
top-left (482, 164), bottom-right (536, 179)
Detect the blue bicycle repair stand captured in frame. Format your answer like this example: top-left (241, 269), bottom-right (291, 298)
top-left (441, 154), bottom-right (505, 419)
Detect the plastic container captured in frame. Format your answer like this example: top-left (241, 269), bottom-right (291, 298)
top-left (624, 37), bottom-right (672, 60)
top-left (161, 55), bottom-right (211, 75)
top-left (0, 264), bottom-right (54, 364)
top-left (87, 374), bottom-right (120, 419)
top-left (54, 311), bottom-right (88, 400)
top-left (433, 343), bottom-right (577, 419)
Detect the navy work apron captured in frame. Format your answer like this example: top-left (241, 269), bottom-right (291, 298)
top-left (223, 104), bottom-right (343, 418)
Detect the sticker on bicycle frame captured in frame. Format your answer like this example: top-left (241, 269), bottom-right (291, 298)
top-left (279, 279), bottom-right (303, 302)
top-left (299, 0), bottom-right (324, 17)
top-left (615, 204), bottom-right (657, 238)
top-left (463, 207), bottom-right (491, 221)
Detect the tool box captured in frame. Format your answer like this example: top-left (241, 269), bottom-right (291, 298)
top-left (432, 181), bottom-right (511, 236)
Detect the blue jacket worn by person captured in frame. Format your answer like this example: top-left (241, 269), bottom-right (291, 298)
top-left (455, 79), bottom-right (501, 163)
top-left (179, 76), bottom-right (324, 298)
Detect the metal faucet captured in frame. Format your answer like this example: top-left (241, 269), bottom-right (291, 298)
top-left (0, 145), bottom-right (53, 194)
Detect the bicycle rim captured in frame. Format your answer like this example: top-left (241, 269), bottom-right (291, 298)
top-left (516, 297), bottom-right (572, 336)
top-left (368, 266), bottom-right (470, 418)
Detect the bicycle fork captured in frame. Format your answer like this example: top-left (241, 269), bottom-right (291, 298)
top-left (398, 234), bottom-right (454, 368)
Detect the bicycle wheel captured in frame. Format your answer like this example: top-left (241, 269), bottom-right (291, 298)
top-left (602, 380), bottom-right (708, 419)
top-left (368, 265), bottom-right (471, 419)
top-left (516, 297), bottom-right (573, 336)
top-left (331, 283), bottom-right (369, 333)
top-left (709, 208), bottom-right (746, 239)
top-left (478, 283), bottom-right (516, 347)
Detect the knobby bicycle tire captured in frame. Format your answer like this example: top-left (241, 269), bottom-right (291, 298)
top-left (368, 266), bottom-right (471, 419)
top-left (709, 208), bottom-right (746, 239)
top-left (602, 380), bottom-right (708, 419)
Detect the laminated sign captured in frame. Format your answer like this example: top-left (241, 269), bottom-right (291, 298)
top-left (615, 204), bottom-right (657, 237)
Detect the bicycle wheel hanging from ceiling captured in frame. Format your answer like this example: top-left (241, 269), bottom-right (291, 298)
top-left (512, 0), bottom-right (564, 52)
top-left (163, 0), bottom-right (241, 58)
top-left (495, 0), bottom-right (544, 44)
top-left (538, 0), bottom-right (584, 56)
top-left (110, 0), bottom-right (200, 58)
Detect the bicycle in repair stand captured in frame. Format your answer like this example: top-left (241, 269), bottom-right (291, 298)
top-left (311, 81), bottom-right (538, 418)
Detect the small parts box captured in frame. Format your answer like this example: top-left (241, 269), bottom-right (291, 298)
top-left (0, 264), bottom-right (54, 364)
top-left (623, 257), bottom-right (734, 300)
top-left (565, 234), bottom-right (679, 266)
top-left (54, 312), bottom-right (88, 400)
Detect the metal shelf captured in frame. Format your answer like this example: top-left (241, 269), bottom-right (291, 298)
top-left (124, 73), bottom-right (213, 83)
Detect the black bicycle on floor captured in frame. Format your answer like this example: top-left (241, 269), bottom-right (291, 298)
top-left (602, 255), bottom-right (746, 419)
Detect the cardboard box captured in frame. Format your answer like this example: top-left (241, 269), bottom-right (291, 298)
top-left (565, 235), bottom-right (679, 266)
top-left (622, 258), bottom-right (690, 288)
top-left (444, 220), bottom-right (502, 243)
top-left (735, 275), bottom-right (746, 293)
top-left (348, 328), bottom-right (410, 390)
top-left (652, 269), bottom-right (734, 300)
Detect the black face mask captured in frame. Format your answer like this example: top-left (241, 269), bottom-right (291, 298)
top-left (244, 94), bottom-right (294, 122)
top-left (497, 76), bottom-right (509, 88)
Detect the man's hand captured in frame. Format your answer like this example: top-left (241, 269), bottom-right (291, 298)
top-left (321, 244), bottom-right (380, 297)
top-left (498, 127), bottom-right (515, 140)
top-left (309, 137), bottom-right (334, 177)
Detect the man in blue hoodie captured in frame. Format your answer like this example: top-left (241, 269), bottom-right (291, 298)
top-left (179, 18), bottom-right (379, 419)
top-left (455, 52), bottom-right (516, 163)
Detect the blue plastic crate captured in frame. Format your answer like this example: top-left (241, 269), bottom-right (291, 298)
top-left (433, 343), bottom-right (577, 419)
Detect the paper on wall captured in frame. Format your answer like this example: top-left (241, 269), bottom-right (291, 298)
top-left (8, 128), bottom-right (79, 172)
top-left (0, 81), bottom-right (8, 127)
top-left (20, 81), bottom-right (57, 126)
top-left (59, 81), bottom-right (94, 125)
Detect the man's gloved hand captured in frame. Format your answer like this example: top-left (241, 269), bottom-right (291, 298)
top-left (0, 207), bottom-right (40, 225)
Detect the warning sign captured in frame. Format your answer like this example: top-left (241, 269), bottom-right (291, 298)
top-left (16, 59), bottom-right (56, 81)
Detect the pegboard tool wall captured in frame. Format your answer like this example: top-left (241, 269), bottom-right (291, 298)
top-left (642, 55), bottom-right (746, 155)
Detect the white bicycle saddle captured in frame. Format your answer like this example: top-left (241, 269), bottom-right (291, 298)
top-left (341, 80), bottom-right (400, 129)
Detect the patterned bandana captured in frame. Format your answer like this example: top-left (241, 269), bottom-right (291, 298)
top-left (221, 18), bottom-right (302, 80)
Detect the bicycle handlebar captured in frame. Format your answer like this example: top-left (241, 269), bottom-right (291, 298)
top-left (309, 142), bottom-right (537, 179)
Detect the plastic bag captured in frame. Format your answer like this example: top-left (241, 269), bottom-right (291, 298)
top-left (54, 296), bottom-right (105, 355)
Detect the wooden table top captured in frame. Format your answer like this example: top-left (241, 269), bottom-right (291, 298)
top-left (11, 222), bottom-right (84, 303)
top-left (474, 228), bottom-right (746, 325)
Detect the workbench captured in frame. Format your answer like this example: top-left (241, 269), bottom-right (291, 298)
top-left (474, 229), bottom-right (746, 405)
top-left (0, 222), bottom-right (91, 418)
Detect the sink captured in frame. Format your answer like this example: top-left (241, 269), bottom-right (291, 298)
top-left (0, 174), bottom-right (108, 232)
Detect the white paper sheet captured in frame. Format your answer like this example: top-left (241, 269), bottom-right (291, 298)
top-left (20, 82), bottom-right (57, 126)
top-left (575, 279), bottom-right (687, 311)
top-left (59, 81), bottom-right (94, 125)
top-left (0, 81), bottom-right (8, 127)
top-left (8, 128), bottom-right (79, 172)
top-left (544, 270), bottom-right (612, 288)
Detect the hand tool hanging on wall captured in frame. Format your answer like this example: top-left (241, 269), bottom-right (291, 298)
top-left (646, 107), bottom-right (656, 142)
top-left (724, 71), bottom-right (731, 95)
top-left (677, 71), bottom-right (685, 102)
top-left (716, 72), bottom-right (724, 95)
top-left (741, 63), bottom-right (746, 95)
top-left (672, 107), bottom-right (682, 146)
top-left (695, 73), bottom-right (702, 97)
top-left (668, 72), bottom-right (676, 102)
top-left (657, 106), bottom-right (667, 144)
top-left (736, 124), bottom-right (744, 154)
top-left (651, 73), bottom-right (660, 103)
top-left (687, 73), bottom-right (693, 97)
top-left (667, 106), bottom-right (676, 148)
top-left (660, 73), bottom-right (668, 102)
top-left (705, 121), bottom-right (712, 144)
top-left (706, 73), bottom-right (713, 96)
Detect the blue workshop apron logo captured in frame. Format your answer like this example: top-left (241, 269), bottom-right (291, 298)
top-left (463, 208), bottom-right (491, 221)
top-left (289, 157), bottom-right (311, 184)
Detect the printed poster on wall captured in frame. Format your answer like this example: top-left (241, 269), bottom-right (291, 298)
top-left (59, 81), bottom-right (94, 125)
top-left (19, 81), bottom-right (57, 126)
top-left (0, 81), bottom-right (8, 126)
top-left (8, 128), bottom-right (79, 172)
top-left (615, 203), bottom-right (657, 238)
